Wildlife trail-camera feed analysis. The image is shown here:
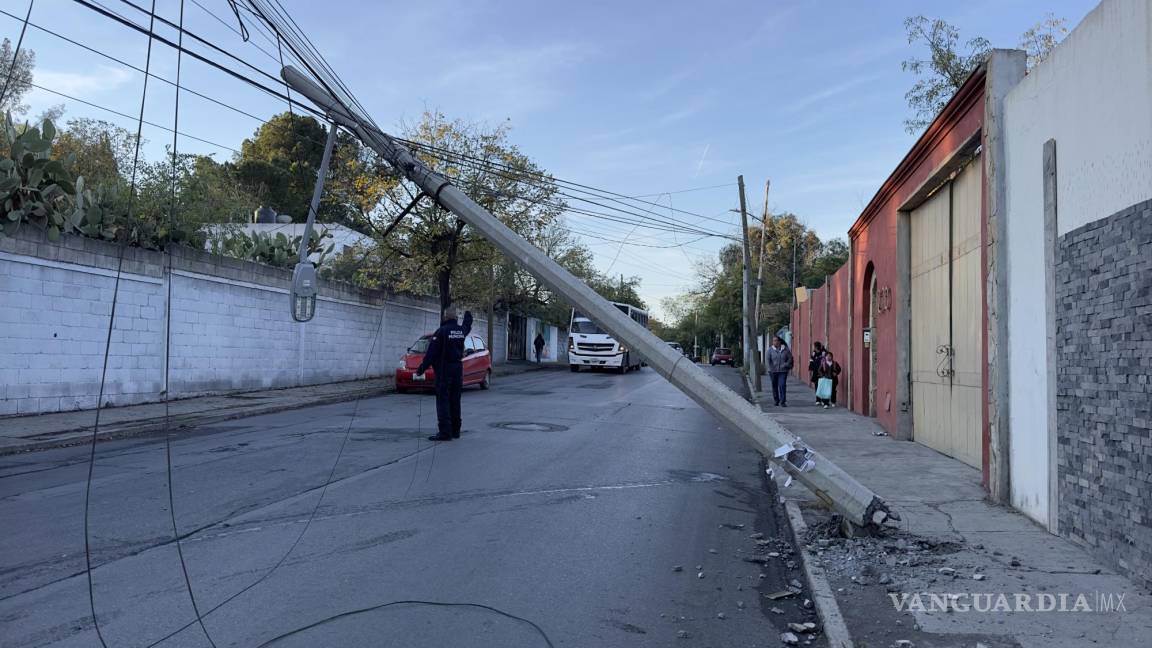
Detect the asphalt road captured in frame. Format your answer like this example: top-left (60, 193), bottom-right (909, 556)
top-left (1, 366), bottom-right (819, 647)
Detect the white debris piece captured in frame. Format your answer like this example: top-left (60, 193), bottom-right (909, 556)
top-left (780, 631), bottom-right (800, 645)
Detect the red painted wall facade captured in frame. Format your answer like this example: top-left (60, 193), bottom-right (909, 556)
top-left (791, 69), bottom-right (987, 439)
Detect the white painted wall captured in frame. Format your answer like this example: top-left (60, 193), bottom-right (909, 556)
top-left (1003, 0), bottom-right (1152, 526)
top-left (0, 237), bottom-right (494, 416)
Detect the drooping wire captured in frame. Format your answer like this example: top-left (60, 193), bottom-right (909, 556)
top-left (159, 1), bottom-right (219, 646)
top-left (48, 2), bottom-right (736, 243)
top-left (26, 82), bottom-right (238, 153)
top-left (0, 0), bottom-right (34, 106)
top-left (63, 0), bottom-right (735, 243)
top-left (253, 600), bottom-right (555, 648)
top-left (138, 126), bottom-right (396, 648)
top-left (81, 2), bottom-right (159, 646)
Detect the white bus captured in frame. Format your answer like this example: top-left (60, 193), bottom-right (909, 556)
top-left (568, 303), bottom-right (648, 373)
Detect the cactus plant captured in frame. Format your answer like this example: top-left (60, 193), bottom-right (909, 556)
top-left (208, 227), bottom-right (334, 269)
top-left (1, 114), bottom-right (77, 241)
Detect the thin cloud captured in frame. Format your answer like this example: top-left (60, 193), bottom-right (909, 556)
top-left (434, 42), bottom-right (588, 116)
top-left (32, 66), bottom-right (135, 98)
top-left (785, 73), bottom-right (883, 113)
top-left (693, 143), bottom-right (711, 179)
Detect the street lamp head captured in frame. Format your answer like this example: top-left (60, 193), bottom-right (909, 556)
top-left (291, 262), bottom-right (318, 322)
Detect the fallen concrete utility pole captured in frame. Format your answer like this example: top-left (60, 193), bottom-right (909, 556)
top-left (281, 66), bottom-right (894, 530)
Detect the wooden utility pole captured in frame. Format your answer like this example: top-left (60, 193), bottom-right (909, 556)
top-left (755, 180), bottom-right (770, 375)
top-left (737, 176), bottom-right (761, 390)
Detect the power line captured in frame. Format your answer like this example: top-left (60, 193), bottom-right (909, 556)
top-left (400, 137), bottom-right (736, 228)
top-left (0, 0), bottom-right (33, 106)
top-left (57, 1), bottom-right (740, 245)
top-left (0, 8), bottom-right (271, 126)
top-left (628, 182), bottom-right (736, 198)
top-left (403, 142), bottom-right (733, 238)
top-left (27, 82), bottom-right (239, 153)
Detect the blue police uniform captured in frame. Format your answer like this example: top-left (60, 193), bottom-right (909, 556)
top-left (417, 310), bottom-right (473, 440)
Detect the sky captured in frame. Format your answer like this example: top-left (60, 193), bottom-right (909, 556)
top-left (5, 0), bottom-right (1098, 319)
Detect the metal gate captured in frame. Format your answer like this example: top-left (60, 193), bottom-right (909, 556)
top-left (508, 314), bottom-right (527, 361)
top-left (909, 160), bottom-right (982, 468)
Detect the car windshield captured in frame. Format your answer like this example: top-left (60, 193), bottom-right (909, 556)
top-left (409, 337), bottom-right (431, 353)
top-left (715, 348), bottom-right (731, 355)
top-left (571, 319), bottom-right (606, 335)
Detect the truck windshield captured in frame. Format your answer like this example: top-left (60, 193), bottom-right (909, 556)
top-left (571, 319), bottom-right (606, 335)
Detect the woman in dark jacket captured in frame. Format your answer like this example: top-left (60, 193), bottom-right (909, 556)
top-left (808, 342), bottom-right (825, 403)
top-left (816, 351), bottom-right (842, 408)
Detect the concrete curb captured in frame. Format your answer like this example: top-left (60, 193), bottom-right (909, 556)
top-left (728, 368), bottom-right (852, 648)
top-left (784, 500), bottom-right (855, 648)
top-left (0, 364), bottom-right (551, 456)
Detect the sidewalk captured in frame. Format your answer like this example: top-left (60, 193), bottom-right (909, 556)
top-left (0, 361), bottom-right (556, 455)
top-left (747, 374), bottom-right (1151, 648)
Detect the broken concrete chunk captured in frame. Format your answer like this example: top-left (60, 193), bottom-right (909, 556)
top-left (879, 573), bottom-right (892, 585)
top-left (717, 612), bottom-right (727, 620)
top-left (676, 630), bottom-right (690, 639)
top-left (787, 623), bottom-right (809, 633)
top-left (780, 631), bottom-right (800, 645)
top-left (893, 641), bottom-right (914, 648)
top-left (1010, 558), bottom-right (1021, 567)
top-left (673, 565), bottom-right (683, 572)
top-left (789, 578), bottom-right (804, 589)
top-left (765, 590), bottom-right (796, 600)
top-left (750, 532), bottom-right (765, 540)
top-left (770, 606), bottom-right (785, 614)
top-left (937, 567), bottom-right (956, 576)
top-left (709, 548), bottom-right (719, 554)
top-left (736, 601), bottom-right (746, 609)
top-left (697, 571), bottom-right (705, 579)
top-left (803, 598), bottom-right (812, 609)
top-left (973, 573), bottom-right (986, 581)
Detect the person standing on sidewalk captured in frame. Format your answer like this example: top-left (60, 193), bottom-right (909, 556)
top-left (816, 351), bottom-right (842, 408)
top-left (533, 332), bottom-right (546, 364)
top-left (416, 306), bottom-right (473, 441)
top-left (765, 336), bottom-right (793, 407)
top-left (808, 341), bottom-right (826, 404)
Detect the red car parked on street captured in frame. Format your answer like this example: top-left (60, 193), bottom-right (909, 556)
top-left (710, 348), bottom-right (734, 366)
top-left (395, 333), bottom-right (493, 392)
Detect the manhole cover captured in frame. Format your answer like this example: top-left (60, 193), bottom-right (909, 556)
top-left (490, 421), bottom-right (570, 432)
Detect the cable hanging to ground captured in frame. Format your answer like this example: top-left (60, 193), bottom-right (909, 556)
top-left (159, 1), bottom-right (219, 645)
top-left (81, 1), bottom-right (158, 646)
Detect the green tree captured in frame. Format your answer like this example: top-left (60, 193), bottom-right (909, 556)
top-left (364, 111), bottom-right (567, 314)
top-left (0, 39), bottom-right (34, 116)
top-left (901, 16), bottom-right (991, 134)
top-left (901, 15), bottom-right (1069, 134)
top-left (1019, 14), bottom-right (1068, 69)
top-left (51, 118), bottom-right (140, 190)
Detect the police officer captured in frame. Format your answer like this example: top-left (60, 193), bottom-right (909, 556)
top-left (416, 306), bottom-right (473, 441)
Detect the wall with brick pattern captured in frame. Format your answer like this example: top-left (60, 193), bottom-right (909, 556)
top-left (1055, 198), bottom-right (1152, 587)
top-left (1, 228), bottom-right (505, 416)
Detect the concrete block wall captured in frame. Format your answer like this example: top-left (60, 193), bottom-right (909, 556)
top-left (1, 228), bottom-right (497, 416)
top-left (1054, 198), bottom-right (1152, 588)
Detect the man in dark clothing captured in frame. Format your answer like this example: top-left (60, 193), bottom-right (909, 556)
top-left (533, 332), bottom-right (546, 364)
top-left (765, 336), bottom-right (793, 407)
top-left (416, 306), bottom-right (473, 441)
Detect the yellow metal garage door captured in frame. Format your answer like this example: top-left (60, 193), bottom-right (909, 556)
top-left (910, 160), bottom-right (982, 468)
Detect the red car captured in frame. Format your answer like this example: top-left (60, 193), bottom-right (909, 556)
top-left (395, 333), bottom-right (493, 392)
top-left (710, 348), bottom-right (734, 366)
